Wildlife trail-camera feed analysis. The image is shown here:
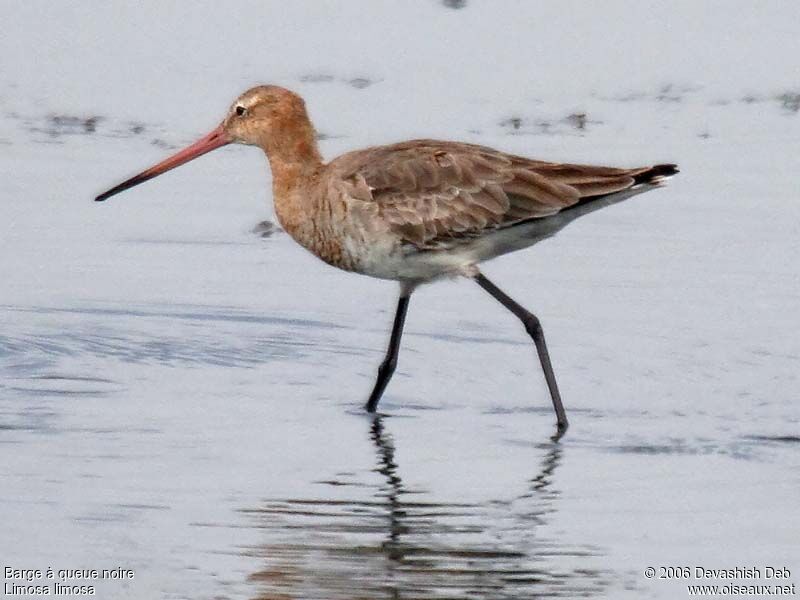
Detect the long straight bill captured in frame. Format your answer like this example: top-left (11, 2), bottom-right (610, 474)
top-left (95, 125), bottom-right (231, 202)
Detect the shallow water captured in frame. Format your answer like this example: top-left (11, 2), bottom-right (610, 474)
top-left (2, 2), bottom-right (799, 599)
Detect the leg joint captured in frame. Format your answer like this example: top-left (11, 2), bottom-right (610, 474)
top-left (522, 312), bottom-right (542, 336)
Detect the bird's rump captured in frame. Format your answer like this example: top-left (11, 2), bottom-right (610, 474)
top-left (334, 139), bottom-right (671, 248)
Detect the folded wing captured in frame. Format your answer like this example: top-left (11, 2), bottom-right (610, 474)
top-left (334, 139), bottom-right (676, 248)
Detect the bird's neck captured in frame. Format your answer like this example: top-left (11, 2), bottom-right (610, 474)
top-left (260, 114), bottom-right (324, 238)
top-left (260, 112), bottom-right (323, 195)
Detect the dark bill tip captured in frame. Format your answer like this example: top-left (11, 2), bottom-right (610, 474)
top-left (95, 174), bottom-right (151, 202)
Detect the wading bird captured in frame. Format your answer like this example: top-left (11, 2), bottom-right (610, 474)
top-left (96, 85), bottom-right (678, 433)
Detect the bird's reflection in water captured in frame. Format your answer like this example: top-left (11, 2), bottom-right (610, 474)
top-left (244, 418), bottom-right (612, 599)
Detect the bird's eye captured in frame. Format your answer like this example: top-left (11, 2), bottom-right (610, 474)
top-left (235, 105), bottom-right (246, 116)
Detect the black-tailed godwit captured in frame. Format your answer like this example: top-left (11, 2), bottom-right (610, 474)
top-left (96, 85), bottom-right (679, 433)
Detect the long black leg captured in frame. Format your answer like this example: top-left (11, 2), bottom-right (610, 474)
top-left (365, 294), bottom-right (411, 412)
top-left (474, 273), bottom-right (568, 431)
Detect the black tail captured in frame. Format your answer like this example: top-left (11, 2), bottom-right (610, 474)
top-left (633, 163), bottom-right (679, 185)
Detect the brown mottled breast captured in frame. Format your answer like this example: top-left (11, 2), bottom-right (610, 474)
top-left (272, 180), bottom-right (365, 272)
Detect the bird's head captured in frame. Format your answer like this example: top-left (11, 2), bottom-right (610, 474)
top-left (223, 85), bottom-right (310, 147)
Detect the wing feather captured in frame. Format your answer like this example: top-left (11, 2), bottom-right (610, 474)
top-left (330, 140), bottom-right (672, 248)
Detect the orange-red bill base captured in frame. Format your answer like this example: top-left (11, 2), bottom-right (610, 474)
top-left (95, 125), bottom-right (230, 202)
